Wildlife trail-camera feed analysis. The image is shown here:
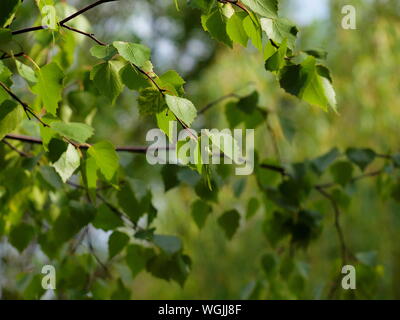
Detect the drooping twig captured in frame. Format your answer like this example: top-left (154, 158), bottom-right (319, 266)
top-left (315, 186), bottom-right (349, 264)
top-left (61, 24), bottom-right (106, 46)
top-left (1, 140), bottom-right (30, 157)
top-left (0, 81), bottom-right (49, 127)
top-left (198, 93), bottom-right (239, 114)
top-left (86, 226), bottom-right (111, 276)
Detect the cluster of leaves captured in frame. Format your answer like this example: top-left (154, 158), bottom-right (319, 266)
top-left (192, 0), bottom-right (336, 111)
top-left (0, 0), bottom-right (393, 299)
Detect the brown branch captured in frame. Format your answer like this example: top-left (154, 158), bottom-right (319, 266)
top-left (198, 93), bottom-right (239, 114)
top-left (61, 24), bottom-right (106, 46)
top-left (0, 52), bottom-right (24, 60)
top-left (4, 133), bottom-right (171, 154)
top-left (133, 64), bottom-right (166, 96)
top-left (12, 25), bottom-right (47, 35)
top-left (86, 227), bottom-right (111, 276)
top-left (11, 0), bottom-right (119, 36)
top-left (217, 0), bottom-right (250, 15)
top-left (59, 0), bottom-right (119, 25)
top-left (315, 186), bottom-right (349, 264)
top-left (0, 81), bottom-right (49, 127)
top-left (260, 163), bottom-right (288, 176)
top-left (315, 169), bottom-right (385, 189)
top-left (1, 140), bottom-right (30, 157)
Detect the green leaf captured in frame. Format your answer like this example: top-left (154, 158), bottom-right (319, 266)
top-left (261, 252), bottom-right (278, 277)
top-left (137, 88), bottom-right (166, 115)
top-left (201, 8), bottom-right (232, 47)
top-left (32, 62), bottom-right (64, 115)
top-left (108, 231), bottom-right (129, 259)
top-left (246, 197), bottom-right (259, 219)
top-left (195, 178), bottom-right (218, 203)
top-left (226, 12), bottom-right (249, 47)
top-left (330, 161), bottom-right (354, 186)
top-left (260, 17), bottom-right (298, 50)
top-left (161, 164), bottom-right (180, 192)
top-left (279, 56), bottom-right (336, 111)
top-left (0, 28), bottom-right (12, 46)
top-left (153, 234), bottom-right (182, 255)
top-left (15, 60), bottom-right (37, 83)
top-left (158, 70), bottom-right (185, 95)
top-left (90, 44), bottom-right (117, 60)
top-left (237, 91), bottom-right (259, 114)
top-left (93, 203), bottom-right (123, 231)
top-left (156, 110), bottom-right (176, 143)
top-left (312, 147), bottom-right (340, 174)
top-left (0, 100), bottom-right (23, 140)
top-left (88, 141), bottom-right (119, 181)
top-left (9, 223), bottom-right (35, 252)
top-left (265, 39), bottom-right (287, 71)
top-left (165, 94), bottom-right (197, 127)
top-left (126, 244), bottom-right (154, 278)
top-left (146, 252), bottom-right (191, 286)
top-left (0, 0), bottom-right (22, 28)
top-left (113, 41), bottom-right (151, 67)
top-left (117, 183), bottom-right (140, 222)
top-left (52, 144), bottom-right (80, 183)
top-left (243, 15), bottom-right (262, 51)
top-left (120, 63), bottom-right (148, 90)
top-left (218, 209), bottom-right (240, 239)
top-left (241, 0), bottom-right (278, 19)
top-left (304, 49), bottom-right (328, 60)
top-left (191, 199), bottom-right (212, 229)
top-left (90, 61), bottom-right (123, 105)
top-left (346, 148), bottom-right (376, 171)
top-left (52, 121), bottom-right (94, 143)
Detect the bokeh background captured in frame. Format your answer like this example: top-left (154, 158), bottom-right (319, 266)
top-left (1, 0), bottom-right (400, 299)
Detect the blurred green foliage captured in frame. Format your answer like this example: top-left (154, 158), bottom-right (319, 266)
top-left (1, 0), bottom-right (400, 300)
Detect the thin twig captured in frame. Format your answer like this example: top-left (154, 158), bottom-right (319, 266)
top-left (198, 93), bottom-right (239, 114)
top-left (59, 0), bottom-right (119, 25)
top-left (1, 140), bottom-right (30, 157)
top-left (0, 52), bottom-right (24, 60)
top-left (61, 24), bottom-right (106, 46)
top-left (86, 227), bottom-right (110, 276)
top-left (315, 169), bottom-right (385, 189)
top-left (4, 133), bottom-right (170, 154)
top-left (315, 186), bottom-right (348, 264)
top-left (260, 163), bottom-right (288, 176)
top-left (265, 118), bottom-right (281, 162)
top-left (133, 64), bottom-right (166, 95)
top-left (11, 0), bottom-right (119, 35)
top-left (0, 81), bottom-right (49, 127)
top-left (12, 25), bottom-right (47, 35)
